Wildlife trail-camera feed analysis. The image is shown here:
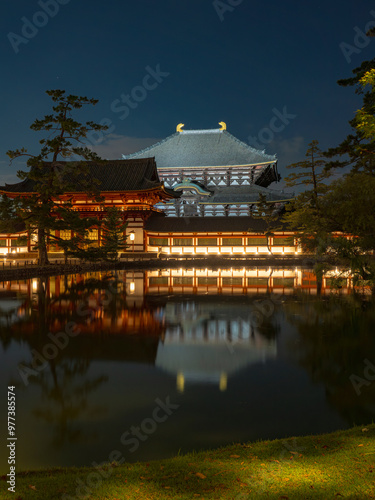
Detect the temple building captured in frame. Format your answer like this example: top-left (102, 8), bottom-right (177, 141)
top-left (0, 124), bottom-right (299, 256)
top-left (0, 158), bottom-right (177, 253)
top-left (123, 122), bottom-right (292, 217)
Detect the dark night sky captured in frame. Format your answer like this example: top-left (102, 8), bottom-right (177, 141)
top-left (1, 0), bottom-right (374, 189)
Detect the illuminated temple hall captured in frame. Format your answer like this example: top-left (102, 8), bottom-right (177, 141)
top-left (124, 123), bottom-right (292, 217)
top-left (0, 124), bottom-right (296, 253)
top-left (0, 158), bottom-right (177, 253)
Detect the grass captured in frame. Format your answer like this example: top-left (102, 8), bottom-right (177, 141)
top-left (1, 424), bottom-right (374, 499)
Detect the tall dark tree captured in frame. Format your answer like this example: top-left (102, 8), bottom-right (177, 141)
top-left (251, 193), bottom-right (282, 254)
top-left (100, 207), bottom-right (128, 262)
top-left (5, 90), bottom-right (108, 265)
top-left (282, 140), bottom-right (330, 253)
top-left (325, 53), bottom-right (375, 174)
top-left (285, 140), bottom-right (329, 210)
top-left (283, 31), bottom-right (375, 288)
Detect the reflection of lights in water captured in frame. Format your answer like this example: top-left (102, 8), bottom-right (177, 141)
top-left (129, 282), bottom-right (135, 294)
top-left (32, 279), bottom-right (38, 292)
top-left (219, 372), bottom-right (227, 392)
top-left (177, 372), bottom-right (184, 393)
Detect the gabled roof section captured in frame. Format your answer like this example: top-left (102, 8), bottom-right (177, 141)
top-left (123, 128), bottom-right (277, 168)
top-left (145, 214), bottom-right (288, 233)
top-left (173, 180), bottom-right (213, 196)
top-left (206, 185), bottom-right (293, 204)
top-left (0, 159), bottom-right (166, 194)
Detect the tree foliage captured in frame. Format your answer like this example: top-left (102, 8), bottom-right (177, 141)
top-left (252, 193), bottom-right (282, 253)
top-left (100, 207), bottom-right (128, 262)
top-left (282, 141), bottom-right (331, 254)
top-left (325, 57), bottom-right (375, 175)
top-left (284, 38), bottom-right (375, 289)
top-left (5, 90), bottom-right (108, 265)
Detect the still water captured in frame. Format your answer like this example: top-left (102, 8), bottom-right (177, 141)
top-left (0, 267), bottom-right (374, 473)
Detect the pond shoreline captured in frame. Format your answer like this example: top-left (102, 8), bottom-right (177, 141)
top-left (2, 424), bottom-right (374, 499)
top-left (0, 255), bottom-right (318, 280)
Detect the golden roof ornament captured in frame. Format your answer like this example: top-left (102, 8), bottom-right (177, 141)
top-left (218, 121), bottom-right (227, 131)
top-left (176, 123), bottom-right (184, 132)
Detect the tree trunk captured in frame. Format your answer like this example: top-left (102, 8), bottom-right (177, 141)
top-left (38, 226), bottom-right (49, 265)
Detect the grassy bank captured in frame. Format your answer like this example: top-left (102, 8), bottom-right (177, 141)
top-left (1, 424), bottom-right (374, 499)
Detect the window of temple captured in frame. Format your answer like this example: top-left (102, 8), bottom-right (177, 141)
top-left (197, 237), bottom-right (217, 246)
top-left (88, 229), bottom-right (99, 240)
top-left (222, 277), bottom-right (242, 286)
top-left (149, 237), bottom-right (169, 246)
top-left (197, 277), bottom-right (217, 286)
top-left (247, 237), bottom-right (268, 246)
top-left (149, 277), bottom-right (169, 286)
top-left (173, 277), bottom-right (194, 286)
top-left (247, 277), bottom-right (269, 286)
top-left (273, 237), bottom-right (295, 246)
top-left (60, 230), bottom-right (71, 240)
top-left (173, 238), bottom-right (193, 246)
top-left (221, 237), bottom-right (242, 246)
top-left (273, 278), bottom-right (295, 287)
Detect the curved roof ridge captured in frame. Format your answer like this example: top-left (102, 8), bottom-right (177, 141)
top-left (222, 130), bottom-right (277, 162)
top-left (122, 127), bottom-right (278, 170)
top-left (122, 132), bottom-right (179, 159)
top-left (180, 128), bottom-right (222, 134)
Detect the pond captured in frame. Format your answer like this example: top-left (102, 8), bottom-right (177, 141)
top-left (0, 267), bottom-right (374, 473)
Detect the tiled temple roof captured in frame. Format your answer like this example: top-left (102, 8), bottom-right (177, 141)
top-left (123, 129), bottom-right (277, 168)
top-left (0, 158), bottom-right (172, 194)
top-left (205, 185), bottom-right (293, 204)
top-left (145, 214), bottom-right (288, 233)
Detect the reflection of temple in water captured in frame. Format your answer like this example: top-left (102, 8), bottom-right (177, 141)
top-left (156, 299), bottom-right (277, 391)
top-left (0, 267), bottom-right (358, 391)
top-left (144, 268), bottom-right (355, 295)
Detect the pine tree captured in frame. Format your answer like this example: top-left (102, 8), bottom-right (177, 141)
top-left (285, 140), bottom-right (329, 210)
top-left (100, 207), bottom-right (128, 262)
top-left (5, 90), bottom-right (108, 265)
top-left (325, 55), bottom-right (375, 174)
top-left (251, 193), bottom-right (282, 254)
top-left (282, 140), bottom-right (331, 253)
